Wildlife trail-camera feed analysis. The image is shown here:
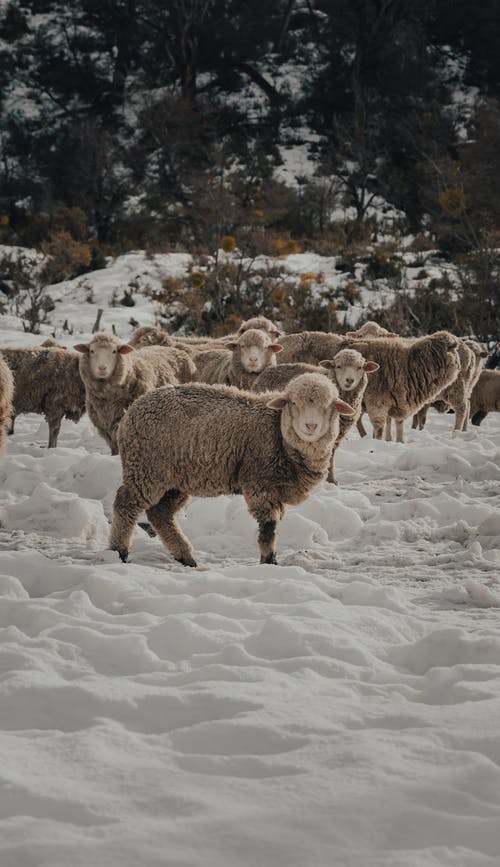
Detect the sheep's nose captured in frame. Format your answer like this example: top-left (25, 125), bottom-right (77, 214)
top-left (98, 365), bottom-right (107, 373)
top-left (344, 377), bottom-right (354, 385)
top-left (305, 422), bottom-right (318, 432)
top-left (249, 355), bottom-right (258, 364)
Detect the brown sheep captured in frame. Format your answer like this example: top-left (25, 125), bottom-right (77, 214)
top-left (195, 329), bottom-right (282, 389)
top-left (470, 370), bottom-right (500, 425)
top-left (0, 346), bottom-right (85, 448)
top-left (345, 321), bottom-right (398, 339)
top-left (347, 331), bottom-right (461, 442)
top-left (74, 332), bottom-right (179, 454)
top-left (412, 338), bottom-right (489, 432)
top-left (109, 374), bottom-right (355, 567)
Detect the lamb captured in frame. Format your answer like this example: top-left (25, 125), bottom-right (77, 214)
top-left (344, 331), bottom-right (460, 442)
top-left (0, 346), bottom-right (85, 447)
top-left (74, 332), bottom-right (179, 454)
top-left (345, 321), bottom-right (398, 339)
top-left (0, 355), bottom-right (14, 459)
top-left (412, 338), bottom-right (489, 432)
top-left (195, 328), bottom-right (282, 389)
top-left (109, 373), bottom-right (355, 567)
top-left (470, 370), bottom-right (500, 425)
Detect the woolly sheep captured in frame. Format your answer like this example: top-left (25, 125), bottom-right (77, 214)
top-left (252, 348), bottom-right (378, 483)
top-left (195, 328), bottom-right (282, 389)
top-left (109, 374), bottom-right (355, 567)
top-left (0, 346), bottom-right (85, 447)
top-left (0, 354), bottom-right (14, 459)
top-left (412, 338), bottom-right (489, 432)
top-left (237, 315), bottom-right (281, 340)
top-left (470, 370), bottom-right (500, 425)
top-left (277, 331), bottom-right (345, 365)
top-left (345, 321), bottom-right (398, 339)
top-left (41, 337), bottom-right (67, 348)
top-left (345, 331), bottom-right (460, 442)
top-left (74, 331), bottom-right (179, 454)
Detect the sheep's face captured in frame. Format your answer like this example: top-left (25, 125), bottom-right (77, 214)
top-left (228, 329), bottom-right (282, 374)
top-left (268, 374), bottom-right (355, 444)
top-left (74, 335), bottom-right (134, 380)
top-left (319, 350), bottom-right (379, 391)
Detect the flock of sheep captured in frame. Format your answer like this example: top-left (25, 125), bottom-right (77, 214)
top-left (0, 316), bottom-right (498, 566)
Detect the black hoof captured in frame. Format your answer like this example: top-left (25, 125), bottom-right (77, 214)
top-left (117, 548), bottom-right (128, 563)
top-left (176, 555), bottom-right (197, 568)
top-left (260, 552), bottom-right (278, 565)
top-left (138, 521), bottom-right (157, 538)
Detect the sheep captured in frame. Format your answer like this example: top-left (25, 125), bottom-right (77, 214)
top-left (128, 326), bottom-right (175, 349)
top-left (40, 337), bottom-right (66, 348)
top-left (412, 338), bottom-right (489, 432)
top-left (0, 355), bottom-right (14, 459)
top-left (253, 350), bottom-right (379, 479)
top-left (74, 332), bottom-right (179, 454)
top-left (109, 373), bottom-right (355, 567)
top-left (195, 328), bottom-right (282, 389)
top-left (470, 370), bottom-right (500, 425)
top-left (343, 331), bottom-right (460, 442)
top-left (345, 321), bottom-right (398, 339)
top-left (0, 346), bottom-right (85, 447)
top-left (278, 331), bottom-right (345, 365)
top-left (237, 315), bottom-right (281, 340)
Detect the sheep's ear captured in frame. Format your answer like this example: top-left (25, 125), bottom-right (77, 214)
top-left (73, 343), bottom-right (89, 353)
top-left (226, 341), bottom-right (239, 351)
top-left (266, 395), bottom-right (288, 410)
top-left (334, 399), bottom-right (355, 416)
top-left (319, 359), bottom-right (335, 368)
top-left (345, 331), bottom-right (360, 339)
top-left (270, 344), bottom-right (283, 353)
top-left (481, 351), bottom-right (490, 358)
top-left (364, 361), bottom-right (379, 373)
top-left (118, 344), bottom-right (134, 355)
top-left (270, 329), bottom-right (281, 340)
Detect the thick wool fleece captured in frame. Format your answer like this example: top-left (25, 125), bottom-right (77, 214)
top-left (0, 354), bottom-right (14, 459)
top-left (78, 336), bottom-right (179, 454)
top-left (0, 347), bottom-right (85, 448)
top-left (346, 331), bottom-right (461, 441)
top-left (278, 331), bottom-right (345, 365)
top-left (413, 339), bottom-right (482, 432)
top-left (110, 374), bottom-right (342, 565)
top-left (470, 370), bottom-right (500, 425)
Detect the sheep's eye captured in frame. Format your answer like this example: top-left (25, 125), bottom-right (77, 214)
top-left (112, 350), bottom-right (117, 354)
top-left (90, 349), bottom-right (94, 354)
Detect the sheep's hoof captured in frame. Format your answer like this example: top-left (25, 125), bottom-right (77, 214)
top-left (138, 521), bottom-right (157, 538)
top-left (116, 548), bottom-right (128, 563)
top-left (260, 552), bottom-right (278, 565)
top-left (176, 555), bottom-right (197, 568)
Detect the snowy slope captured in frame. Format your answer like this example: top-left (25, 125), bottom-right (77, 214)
top-left (0, 273), bottom-right (500, 866)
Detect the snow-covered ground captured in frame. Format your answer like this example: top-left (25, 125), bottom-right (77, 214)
top-left (1, 263), bottom-right (500, 866)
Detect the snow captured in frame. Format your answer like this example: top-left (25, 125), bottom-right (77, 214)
top-left (1, 267), bottom-right (500, 866)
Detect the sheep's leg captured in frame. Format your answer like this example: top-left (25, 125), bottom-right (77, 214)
top-left (109, 484), bottom-right (148, 562)
top-left (395, 420), bottom-right (405, 443)
top-left (46, 414), bottom-right (62, 448)
top-left (461, 399), bottom-right (470, 431)
top-left (371, 415), bottom-right (386, 440)
top-left (245, 496), bottom-right (282, 564)
top-left (7, 415), bottom-right (15, 435)
top-left (357, 416), bottom-right (368, 437)
top-left (384, 419), bottom-right (393, 441)
top-left (471, 411), bottom-right (486, 426)
top-left (453, 401), bottom-right (468, 432)
top-left (412, 406), bottom-right (427, 431)
top-left (146, 490), bottom-right (196, 567)
top-left (327, 447), bottom-right (338, 485)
